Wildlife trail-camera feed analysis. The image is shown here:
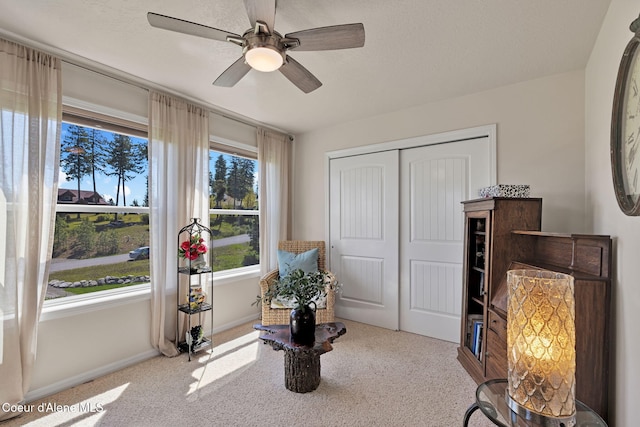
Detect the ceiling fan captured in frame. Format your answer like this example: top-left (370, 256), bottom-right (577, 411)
top-left (147, 0), bottom-right (365, 93)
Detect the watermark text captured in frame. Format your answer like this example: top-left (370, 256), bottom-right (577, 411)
top-left (2, 402), bottom-right (104, 414)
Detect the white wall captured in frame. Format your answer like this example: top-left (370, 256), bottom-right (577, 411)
top-left (586, 1), bottom-right (640, 425)
top-left (31, 298), bottom-right (155, 394)
top-left (292, 69), bottom-right (587, 239)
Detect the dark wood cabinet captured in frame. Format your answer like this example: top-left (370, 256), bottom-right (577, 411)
top-left (500, 232), bottom-right (612, 421)
top-left (484, 310), bottom-right (507, 380)
top-left (457, 197), bottom-right (542, 383)
top-left (457, 197), bottom-right (612, 422)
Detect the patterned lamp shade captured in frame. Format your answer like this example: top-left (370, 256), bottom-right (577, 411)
top-left (506, 269), bottom-right (576, 425)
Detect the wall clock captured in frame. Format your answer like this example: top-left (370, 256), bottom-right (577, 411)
top-left (612, 15), bottom-right (640, 215)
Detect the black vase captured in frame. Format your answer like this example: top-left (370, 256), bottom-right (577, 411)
top-left (289, 304), bottom-right (316, 345)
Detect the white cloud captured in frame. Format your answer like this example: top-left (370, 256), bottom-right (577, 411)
top-left (58, 170), bottom-right (68, 185)
top-left (103, 185), bottom-right (133, 205)
top-left (110, 184), bottom-right (131, 197)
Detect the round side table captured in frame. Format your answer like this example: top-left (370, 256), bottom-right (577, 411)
top-left (463, 379), bottom-right (607, 427)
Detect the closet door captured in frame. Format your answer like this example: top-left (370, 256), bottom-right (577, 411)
top-left (329, 151), bottom-right (399, 330)
top-left (399, 138), bottom-right (491, 342)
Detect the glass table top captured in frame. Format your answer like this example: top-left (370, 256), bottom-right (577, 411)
top-left (476, 379), bottom-right (607, 427)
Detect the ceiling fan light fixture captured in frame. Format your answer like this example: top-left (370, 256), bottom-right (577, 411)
top-left (147, 2), bottom-right (365, 92)
top-left (245, 46), bottom-right (283, 72)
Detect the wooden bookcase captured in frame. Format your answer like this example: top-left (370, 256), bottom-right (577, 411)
top-left (457, 197), bottom-right (543, 384)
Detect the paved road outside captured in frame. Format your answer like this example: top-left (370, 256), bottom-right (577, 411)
top-left (211, 233), bottom-right (250, 247)
top-left (49, 234), bottom-right (250, 272)
top-left (50, 254), bottom-right (130, 272)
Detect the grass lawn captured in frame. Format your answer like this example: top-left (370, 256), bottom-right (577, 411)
top-left (63, 282), bottom-right (142, 295)
top-left (48, 259), bottom-right (150, 297)
top-left (49, 259), bottom-right (150, 283)
top-left (48, 243), bottom-right (258, 297)
top-left (212, 242), bottom-right (258, 271)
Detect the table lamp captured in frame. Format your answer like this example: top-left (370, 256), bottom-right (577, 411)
top-left (506, 269), bottom-right (576, 427)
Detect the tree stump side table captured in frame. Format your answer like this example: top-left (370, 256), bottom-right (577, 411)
top-left (254, 322), bottom-right (346, 393)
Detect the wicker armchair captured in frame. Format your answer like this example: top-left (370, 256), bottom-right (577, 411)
top-left (259, 240), bottom-right (336, 325)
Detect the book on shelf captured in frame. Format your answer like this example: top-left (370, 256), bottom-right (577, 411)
top-left (472, 320), bottom-right (483, 358)
top-left (466, 314), bottom-right (483, 348)
top-left (476, 323), bottom-right (484, 361)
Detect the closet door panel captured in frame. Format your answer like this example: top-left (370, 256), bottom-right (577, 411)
top-left (329, 150), bottom-right (399, 330)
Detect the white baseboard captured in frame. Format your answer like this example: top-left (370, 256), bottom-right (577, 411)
top-left (209, 313), bottom-right (260, 335)
top-left (25, 314), bottom-right (259, 403)
top-left (24, 349), bottom-right (161, 403)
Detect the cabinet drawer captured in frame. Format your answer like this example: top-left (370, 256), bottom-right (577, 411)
top-left (485, 328), bottom-right (508, 379)
top-left (488, 310), bottom-right (507, 342)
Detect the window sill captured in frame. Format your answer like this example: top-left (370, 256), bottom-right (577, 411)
top-left (39, 265), bottom-right (261, 321)
top-left (41, 283), bottom-right (151, 321)
top-left (212, 265), bottom-right (260, 286)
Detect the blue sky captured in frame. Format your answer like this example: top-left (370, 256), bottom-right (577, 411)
top-left (59, 123), bottom-right (148, 205)
top-left (59, 123), bottom-right (257, 206)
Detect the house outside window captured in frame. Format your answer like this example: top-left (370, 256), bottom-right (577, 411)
top-left (47, 115), bottom-right (150, 301)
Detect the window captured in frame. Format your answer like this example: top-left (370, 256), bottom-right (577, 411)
top-left (209, 150), bottom-right (259, 272)
top-left (47, 113), bottom-right (149, 300)
top-left (47, 111), bottom-right (259, 301)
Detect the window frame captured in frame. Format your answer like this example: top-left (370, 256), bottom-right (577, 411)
top-left (208, 143), bottom-right (261, 274)
top-left (44, 110), bottom-right (152, 312)
top-left (42, 108), bottom-right (262, 317)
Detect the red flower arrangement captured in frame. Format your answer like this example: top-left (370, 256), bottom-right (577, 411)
top-left (179, 234), bottom-right (208, 260)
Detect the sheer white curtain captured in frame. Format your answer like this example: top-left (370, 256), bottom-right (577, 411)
top-left (0, 39), bottom-right (61, 421)
top-left (148, 91), bottom-right (209, 357)
top-left (258, 128), bottom-right (292, 275)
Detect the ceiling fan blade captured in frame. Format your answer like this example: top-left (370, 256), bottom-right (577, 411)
top-left (279, 56), bottom-right (322, 94)
top-left (213, 58), bottom-right (252, 87)
top-left (286, 23), bottom-right (365, 51)
top-left (243, 0), bottom-right (276, 33)
top-left (147, 12), bottom-right (240, 42)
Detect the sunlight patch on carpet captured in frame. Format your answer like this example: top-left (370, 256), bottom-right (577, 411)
top-left (22, 383), bottom-right (129, 426)
top-left (187, 331), bottom-right (260, 395)
top-left (206, 330), bottom-right (260, 359)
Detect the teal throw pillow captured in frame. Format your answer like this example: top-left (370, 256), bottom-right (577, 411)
top-left (277, 248), bottom-right (319, 278)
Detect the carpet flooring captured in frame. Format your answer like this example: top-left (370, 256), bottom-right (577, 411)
top-left (3, 319), bottom-right (494, 426)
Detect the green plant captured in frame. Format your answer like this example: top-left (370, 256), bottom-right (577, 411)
top-left (253, 268), bottom-right (333, 312)
top-left (96, 229), bottom-right (119, 255)
top-left (75, 218), bottom-right (97, 256)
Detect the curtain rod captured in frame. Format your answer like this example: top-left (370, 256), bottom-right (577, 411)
top-left (0, 30), bottom-right (294, 138)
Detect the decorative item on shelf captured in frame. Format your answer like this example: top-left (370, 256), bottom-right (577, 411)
top-left (186, 325), bottom-right (204, 347)
top-left (254, 268), bottom-right (334, 345)
top-left (478, 184), bottom-right (530, 198)
top-left (191, 253), bottom-right (207, 270)
top-left (179, 230), bottom-right (208, 272)
top-left (506, 269), bottom-right (576, 427)
top-left (189, 285), bottom-right (206, 310)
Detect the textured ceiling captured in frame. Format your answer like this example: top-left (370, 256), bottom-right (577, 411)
top-left (0, 0), bottom-right (611, 134)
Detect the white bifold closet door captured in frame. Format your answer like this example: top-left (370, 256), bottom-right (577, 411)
top-left (399, 139), bottom-right (490, 342)
top-left (329, 136), bottom-right (491, 341)
top-left (329, 151), bottom-right (400, 330)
